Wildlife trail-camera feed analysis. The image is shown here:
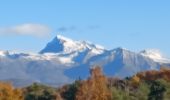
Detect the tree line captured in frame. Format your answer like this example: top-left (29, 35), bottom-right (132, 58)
top-left (0, 66), bottom-right (170, 100)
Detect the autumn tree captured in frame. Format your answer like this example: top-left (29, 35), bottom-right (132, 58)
top-left (0, 82), bottom-right (23, 100)
top-left (55, 92), bottom-right (63, 100)
top-left (76, 66), bottom-right (112, 100)
top-left (136, 67), bottom-right (170, 82)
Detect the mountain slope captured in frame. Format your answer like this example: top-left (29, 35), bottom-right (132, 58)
top-left (140, 49), bottom-right (170, 63)
top-left (65, 47), bottom-right (160, 79)
top-left (40, 35), bottom-right (105, 54)
top-left (40, 35), bottom-right (106, 64)
top-left (0, 35), bottom-right (169, 87)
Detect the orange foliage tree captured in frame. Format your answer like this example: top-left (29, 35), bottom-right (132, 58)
top-left (130, 75), bottom-right (140, 87)
top-left (76, 66), bottom-right (112, 100)
top-left (136, 67), bottom-right (170, 81)
top-left (0, 82), bottom-right (23, 100)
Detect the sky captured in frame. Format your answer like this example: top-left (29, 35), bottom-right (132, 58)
top-left (0, 0), bottom-right (170, 57)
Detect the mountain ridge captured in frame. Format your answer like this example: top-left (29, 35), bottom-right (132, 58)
top-left (0, 35), bottom-right (170, 87)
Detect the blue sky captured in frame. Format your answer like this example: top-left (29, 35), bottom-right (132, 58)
top-left (0, 0), bottom-right (170, 57)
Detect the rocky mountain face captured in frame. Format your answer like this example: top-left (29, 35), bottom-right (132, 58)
top-left (0, 35), bottom-right (169, 87)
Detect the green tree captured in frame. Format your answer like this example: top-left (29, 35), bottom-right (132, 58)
top-left (60, 80), bottom-right (80, 100)
top-left (148, 81), bottom-right (166, 100)
top-left (24, 83), bottom-right (57, 100)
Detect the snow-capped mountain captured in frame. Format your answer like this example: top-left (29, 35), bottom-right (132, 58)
top-left (0, 52), bottom-right (74, 87)
top-left (65, 47), bottom-right (160, 78)
top-left (0, 50), bottom-right (9, 56)
top-left (0, 35), bottom-right (170, 87)
top-left (140, 49), bottom-right (170, 63)
top-left (40, 35), bottom-right (106, 64)
top-left (40, 35), bottom-right (105, 54)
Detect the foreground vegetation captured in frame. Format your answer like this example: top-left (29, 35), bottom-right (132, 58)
top-left (0, 66), bottom-right (170, 100)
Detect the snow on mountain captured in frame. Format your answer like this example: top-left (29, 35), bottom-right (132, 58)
top-left (0, 53), bottom-right (74, 87)
top-left (0, 50), bottom-right (9, 56)
top-left (0, 35), bottom-right (169, 87)
top-left (67, 47), bottom-right (160, 78)
top-left (40, 35), bottom-right (105, 54)
top-left (140, 49), bottom-right (170, 63)
top-left (40, 35), bottom-right (106, 64)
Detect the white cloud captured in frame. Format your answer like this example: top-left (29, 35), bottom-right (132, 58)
top-left (0, 23), bottom-right (51, 37)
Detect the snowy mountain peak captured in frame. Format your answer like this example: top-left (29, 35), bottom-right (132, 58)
top-left (40, 35), bottom-right (105, 54)
top-left (0, 50), bottom-right (9, 56)
top-left (113, 47), bottom-right (128, 52)
top-left (140, 49), bottom-right (170, 63)
top-left (56, 35), bottom-right (73, 42)
top-left (0, 35), bottom-right (170, 87)
top-left (140, 49), bottom-right (162, 58)
top-left (112, 47), bottom-right (131, 55)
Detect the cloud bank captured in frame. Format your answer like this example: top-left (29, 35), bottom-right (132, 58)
top-left (0, 24), bottom-right (51, 37)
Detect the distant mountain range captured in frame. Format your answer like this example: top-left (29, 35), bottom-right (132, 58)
top-left (0, 35), bottom-right (170, 87)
